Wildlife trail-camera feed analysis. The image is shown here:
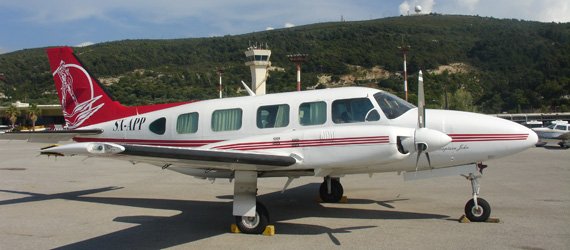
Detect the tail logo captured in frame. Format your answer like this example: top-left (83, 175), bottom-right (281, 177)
top-left (53, 60), bottom-right (104, 128)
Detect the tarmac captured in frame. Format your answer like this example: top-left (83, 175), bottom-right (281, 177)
top-left (0, 140), bottom-right (568, 249)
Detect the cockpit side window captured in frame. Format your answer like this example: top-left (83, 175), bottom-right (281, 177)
top-left (332, 98), bottom-right (379, 123)
top-left (373, 91), bottom-right (415, 119)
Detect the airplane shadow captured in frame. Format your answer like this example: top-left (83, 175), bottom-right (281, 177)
top-left (542, 145), bottom-right (569, 150)
top-left (0, 183), bottom-right (448, 249)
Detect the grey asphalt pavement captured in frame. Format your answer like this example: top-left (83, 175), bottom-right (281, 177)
top-left (0, 141), bottom-right (568, 249)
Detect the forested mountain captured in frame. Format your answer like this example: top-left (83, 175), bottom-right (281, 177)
top-left (1, 14), bottom-right (569, 113)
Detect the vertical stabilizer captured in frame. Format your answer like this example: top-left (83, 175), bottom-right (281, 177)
top-left (47, 47), bottom-right (127, 128)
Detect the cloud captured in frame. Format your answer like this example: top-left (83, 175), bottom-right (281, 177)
top-left (74, 41), bottom-right (95, 47)
top-left (535, 1), bottom-right (569, 22)
top-left (399, 1), bottom-right (411, 15)
top-left (284, 23), bottom-right (295, 28)
top-left (266, 27), bottom-right (275, 31)
top-left (458, 0), bottom-right (479, 11)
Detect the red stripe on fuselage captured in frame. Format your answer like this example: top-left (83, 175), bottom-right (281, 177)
top-left (449, 134), bottom-right (528, 142)
top-left (213, 136), bottom-right (390, 151)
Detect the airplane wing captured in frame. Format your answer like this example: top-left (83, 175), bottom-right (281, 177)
top-left (39, 142), bottom-right (298, 170)
top-left (0, 129), bottom-right (103, 143)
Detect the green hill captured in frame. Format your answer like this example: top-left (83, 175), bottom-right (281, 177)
top-left (1, 14), bottom-right (569, 113)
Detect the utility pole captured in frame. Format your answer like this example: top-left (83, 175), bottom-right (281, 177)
top-left (287, 54), bottom-right (309, 91)
top-left (216, 68), bottom-right (224, 98)
top-left (398, 45), bottom-right (411, 101)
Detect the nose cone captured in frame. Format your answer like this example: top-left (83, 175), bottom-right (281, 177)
top-left (429, 110), bottom-right (539, 158)
top-left (527, 129), bottom-right (539, 147)
top-left (415, 128), bottom-right (452, 153)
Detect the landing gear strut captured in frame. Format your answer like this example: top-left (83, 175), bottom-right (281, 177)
top-left (319, 177), bottom-right (344, 203)
top-left (233, 171), bottom-right (270, 234)
top-left (463, 171), bottom-right (491, 222)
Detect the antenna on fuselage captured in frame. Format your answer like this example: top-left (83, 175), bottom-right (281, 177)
top-left (241, 81), bottom-right (256, 96)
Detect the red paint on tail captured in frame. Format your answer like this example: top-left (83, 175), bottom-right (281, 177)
top-left (46, 47), bottom-right (192, 129)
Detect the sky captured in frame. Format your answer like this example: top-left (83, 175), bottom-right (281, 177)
top-left (0, 0), bottom-right (568, 54)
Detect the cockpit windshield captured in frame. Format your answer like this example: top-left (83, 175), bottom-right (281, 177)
top-left (373, 91), bottom-right (415, 119)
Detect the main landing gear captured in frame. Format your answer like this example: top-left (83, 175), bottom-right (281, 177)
top-left (233, 171), bottom-right (270, 234)
top-left (235, 201), bottom-right (269, 234)
top-left (319, 176), bottom-right (344, 203)
top-left (462, 164), bottom-right (491, 222)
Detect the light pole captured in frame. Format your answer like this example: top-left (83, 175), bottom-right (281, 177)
top-left (287, 54), bottom-right (309, 91)
top-left (216, 67), bottom-right (224, 98)
top-left (398, 45), bottom-right (411, 101)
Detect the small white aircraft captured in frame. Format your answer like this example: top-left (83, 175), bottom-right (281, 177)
top-left (1, 47), bottom-right (538, 234)
top-left (532, 122), bottom-right (570, 148)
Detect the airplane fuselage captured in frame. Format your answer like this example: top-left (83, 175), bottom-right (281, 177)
top-left (73, 87), bottom-right (537, 177)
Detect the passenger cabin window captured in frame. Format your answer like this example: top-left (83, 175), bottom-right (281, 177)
top-left (176, 112), bottom-right (199, 134)
top-left (257, 104), bottom-right (290, 129)
top-left (332, 98), bottom-right (379, 123)
top-left (211, 108), bottom-right (242, 132)
top-left (149, 117), bottom-right (166, 135)
top-left (374, 92), bottom-right (414, 119)
top-left (299, 101), bottom-right (326, 126)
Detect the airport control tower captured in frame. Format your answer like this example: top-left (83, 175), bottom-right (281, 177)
top-left (245, 45), bottom-right (271, 95)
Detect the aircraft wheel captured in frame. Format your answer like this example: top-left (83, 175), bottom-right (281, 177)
top-left (464, 198), bottom-right (491, 222)
top-left (319, 179), bottom-right (344, 203)
top-left (235, 202), bottom-right (269, 234)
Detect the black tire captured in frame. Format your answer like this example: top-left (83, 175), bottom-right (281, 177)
top-left (235, 202), bottom-right (269, 234)
top-left (319, 179), bottom-right (344, 203)
top-left (464, 198), bottom-right (491, 222)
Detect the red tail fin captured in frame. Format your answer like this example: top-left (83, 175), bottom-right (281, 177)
top-left (47, 47), bottom-right (125, 128)
top-left (47, 47), bottom-right (194, 129)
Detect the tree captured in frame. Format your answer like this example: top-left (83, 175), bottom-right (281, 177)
top-left (5, 105), bottom-right (21, 130)
top-left (27, 103), bottom-right (42, 131)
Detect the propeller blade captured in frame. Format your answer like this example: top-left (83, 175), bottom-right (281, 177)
top-left (425, 152), bottom-right (432, 169)
top-left (415, 149), bottom-right (422, 173)
top-left (418, 70), bottom-right (425, 128)
top-left (414, 143), bottom-right (426, 173)
top-left (412, 71), bottom-right (444, 173)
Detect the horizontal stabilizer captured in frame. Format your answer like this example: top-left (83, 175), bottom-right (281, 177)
top-left (0, 129), bottom-right (103, 143)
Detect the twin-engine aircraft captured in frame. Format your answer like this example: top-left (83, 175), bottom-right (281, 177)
top-left (2, 47), bottom-right (538, 234)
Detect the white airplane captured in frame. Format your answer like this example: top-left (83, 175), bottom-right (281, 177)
top-left (1, 47), bottom-right (538, 234)
top-left (532, 122), bottom-right (570, 148)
